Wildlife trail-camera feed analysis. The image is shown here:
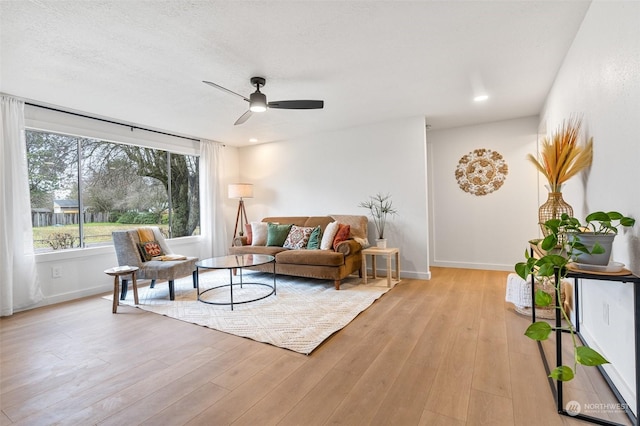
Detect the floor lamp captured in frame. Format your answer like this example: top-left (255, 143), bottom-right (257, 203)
top-left (229, 183), bottom-right (254, 239)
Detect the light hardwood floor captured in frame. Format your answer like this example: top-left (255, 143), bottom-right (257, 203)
top-left (0, 267), bottom-right (631, 425)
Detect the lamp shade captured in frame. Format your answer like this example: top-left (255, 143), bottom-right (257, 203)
top-left (228, 183), bottom-right (253, 199)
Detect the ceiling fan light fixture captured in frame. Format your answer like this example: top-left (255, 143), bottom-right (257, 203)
top-left (249, 91), bottom-right (267, 112)
top-left (203, 76), bottom-right (324, 125)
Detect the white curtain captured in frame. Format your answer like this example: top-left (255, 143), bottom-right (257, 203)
top-left (1, 95), bottom-right (43, 316)
top-left (199, 140), bottom-right (228, 258)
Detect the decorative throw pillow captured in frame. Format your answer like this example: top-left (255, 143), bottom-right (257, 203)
top-left (330, 215), bottom-right (370, 247)
top-left (137, 227), bottom-right (155, 243)
top-left (283, 225), bottom-right (314, 249)
top-left (320, 221), bottom-right (340, 250)
top-left (138, 240), bottom-right (164, 261)
top-left (244, 223), bottom-right (253, 245)
top-left (267, 223), bottom-right (293, 246)
top-left (251, 222), bottom-right (268, 246)
top-left (332, 224), bottom-right (351, 250)
top-left (306, 226), bottom-right (322, 249)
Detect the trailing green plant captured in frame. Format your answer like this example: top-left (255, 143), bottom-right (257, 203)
top-left (515, 211), bottom-right (635, 381)
top-left (358, 193), bottom-right (398, 239)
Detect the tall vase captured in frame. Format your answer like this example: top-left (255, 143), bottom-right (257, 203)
top-left (538, 192), bottom-right (573, 236)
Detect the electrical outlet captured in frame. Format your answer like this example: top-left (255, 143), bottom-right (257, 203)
top-left (51, 266), bottom-right (61, 278)
top-left (602, 302), bottom-right (609, 325)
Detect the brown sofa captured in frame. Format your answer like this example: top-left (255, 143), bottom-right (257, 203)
top-left (229, 215), bottom-right (368, 289)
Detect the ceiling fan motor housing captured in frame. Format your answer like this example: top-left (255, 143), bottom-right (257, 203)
top-left (249, 91), bottom-right (267, 112)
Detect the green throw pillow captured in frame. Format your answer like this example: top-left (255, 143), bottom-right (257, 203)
top-left (306, 225), bottom-right (322, 249)
top-left (266, 223), bottom-right (293, 246)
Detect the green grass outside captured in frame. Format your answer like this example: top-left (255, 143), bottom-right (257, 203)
top-left (32, 222), bottom-right (168, 250)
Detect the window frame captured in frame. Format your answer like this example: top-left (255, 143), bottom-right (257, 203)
top-left (25, 105), bottom-right (201, 256)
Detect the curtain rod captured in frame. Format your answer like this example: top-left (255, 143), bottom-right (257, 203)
top-left (25, 102), bottom-right (201, 143)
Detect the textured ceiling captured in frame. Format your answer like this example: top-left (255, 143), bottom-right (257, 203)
top-left (0, 1), bottom-right (591, 146)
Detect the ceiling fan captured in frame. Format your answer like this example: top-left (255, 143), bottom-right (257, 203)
top-left (203, 77), bottom-right (324, 125)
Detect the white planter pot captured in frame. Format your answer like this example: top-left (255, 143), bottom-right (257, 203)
top-left (569, 233), bottom-right (615, 265)
top-left (376, 238), bottom-right (387, 248)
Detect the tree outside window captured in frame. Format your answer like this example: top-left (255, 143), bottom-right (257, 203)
top-left (26, 130), bottom-right (199, 252)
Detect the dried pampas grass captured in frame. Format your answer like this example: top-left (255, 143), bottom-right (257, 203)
top-left (528, 117), bottom-right (593, 192)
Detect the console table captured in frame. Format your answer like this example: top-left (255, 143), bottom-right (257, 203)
top-left (529, 243), bottom-right (639, 425)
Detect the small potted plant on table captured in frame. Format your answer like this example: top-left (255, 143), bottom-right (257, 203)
top-left (359, 193), bottom-right (398, 248)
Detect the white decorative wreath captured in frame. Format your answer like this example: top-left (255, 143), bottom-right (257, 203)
top-left (455, 148), bottom-right (508, 196)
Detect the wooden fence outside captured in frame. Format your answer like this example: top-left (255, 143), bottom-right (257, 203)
top-left (31, 212), bottom-right (111, 227)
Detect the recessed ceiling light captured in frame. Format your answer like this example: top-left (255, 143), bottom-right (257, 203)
top-left (249, 138), bottom-right (258, 143)
top-left (474, 95), bottom-right (489, 102)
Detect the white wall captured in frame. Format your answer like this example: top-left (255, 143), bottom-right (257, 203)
top-left (33, 237), bottom-right (201, 306)
top-left (427, 116), bottom-right (540, 270)
top-left (541, 0), bottom-right (639, 414)
top-left (237, 116), bottom-right (431, 280)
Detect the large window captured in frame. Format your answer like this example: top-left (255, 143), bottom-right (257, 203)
top-left (27, 130), bottom-right (199, 252)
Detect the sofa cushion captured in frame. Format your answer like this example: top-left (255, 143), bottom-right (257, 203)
top-left (320, 221), bottom-right (340, 250)
top-left (276, 249), bottom-right (345, 267)
top-left (267, 223), bottom-right (293, 246)
top-left (302, 216), bottom-right (334, 231)
top-left (251, 222), bottom-right (268, 246)
top-left (244, 223), bottom-right (253, 245)
top-left (331, 215), bottom-right (369, 247)
top-left (283, 225), bottom-right (314, 249)
top-left (229, 245), bottom-right (287, 257)
top-left (307, 225), bottom-right (322, 249)
top-left (332, 224), bottom-right (351, 250)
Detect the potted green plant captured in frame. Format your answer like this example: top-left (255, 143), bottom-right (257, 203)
top-left (515, 210), bottom-right (635, 381)
top-left (550, 211), bottom-right (636, 266)
top-left (358, 193), bottom-right (397, 248)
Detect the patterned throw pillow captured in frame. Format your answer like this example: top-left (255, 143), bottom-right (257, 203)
top-left (138, 240), bottom-right (164, 261)
top-left (266, 223), bottom-right (293, 246)
top-left (306, 226), bottom-right (322, 249)
top-left (332, 224), bottom-right (351, 250)
top-left (283, 225), bottom-right (314, 249)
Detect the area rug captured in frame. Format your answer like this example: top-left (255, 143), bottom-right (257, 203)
top-left (106, 270), bottom-right (392, 354)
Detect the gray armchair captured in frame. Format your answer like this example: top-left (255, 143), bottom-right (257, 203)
top-left (112, 227), bottom-right (198, 301)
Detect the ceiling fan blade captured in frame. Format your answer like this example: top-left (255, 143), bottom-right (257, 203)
top-left (234, 110), bottom-right (253, 125)
top-left (203, 80), bottom-right (250, 102)
top-left (267, 100), bottom-right (324, 110)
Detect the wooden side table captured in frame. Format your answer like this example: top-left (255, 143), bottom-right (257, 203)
top-left (104, 266), bottom-right (139, 313)
top-left (361, 247), bottom-right (400, 288)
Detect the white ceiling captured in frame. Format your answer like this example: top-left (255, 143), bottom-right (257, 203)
top-left (0, 0), bottom-right (591, 147)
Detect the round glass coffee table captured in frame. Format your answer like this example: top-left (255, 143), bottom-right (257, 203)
top-left (195, 254), bottom-right (276, 310)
